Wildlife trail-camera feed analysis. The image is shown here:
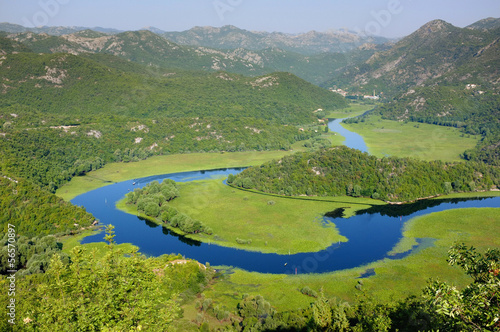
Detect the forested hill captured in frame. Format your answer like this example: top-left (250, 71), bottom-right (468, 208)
top-left (229, 147), bottom-right (500, 202)
top-left (0, 41), bottom-right (346, 240)
top-left (0, 51), bottom-right (346, 123)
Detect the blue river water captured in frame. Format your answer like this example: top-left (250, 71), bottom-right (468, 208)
top-left (328, 118), bottom-right (368, 153)
top-left (73, 168), bottom-right (500, 274)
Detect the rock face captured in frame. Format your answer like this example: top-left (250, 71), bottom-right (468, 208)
top-left (325, 19), bottom-right (500, 96)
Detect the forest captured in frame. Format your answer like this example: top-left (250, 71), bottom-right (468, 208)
top-left (229, 146), bottom-right (500, 202)
top-left (0, 21), bottom-right (499, 331)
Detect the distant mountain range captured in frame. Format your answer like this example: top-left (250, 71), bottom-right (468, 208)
top-left (159, 25), bottom-right (389, 55)
top-left (0, 22), bottom-right (389, 55)
top-left (0, 24), bottom-right (390, 85)
top-left (0, 22), bottom-right (123, 35)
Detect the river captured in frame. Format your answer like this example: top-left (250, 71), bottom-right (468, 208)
top-left (328, 117), bottom-right (368, 153)
top-left (74, 167), bottom-right (500, 274)
top-left (73, 117), bottom-right (499, 274)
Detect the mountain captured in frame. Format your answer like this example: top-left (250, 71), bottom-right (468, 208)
top-left (1, 28), bottom-right (382, 85)
top-left (143, 26), bottom-right (167, 35)
top-left (323, 19), bottom-right (500, 96)
top-left (467, 17), bottom-right (500, 31)
top-left (0, 34), bottom-right (32, 54)
top-left (161, 25), bottom-right (389, 55)
top-left (0, 22), bottom-right (123, 35)
top-left (4, 30), bottom-right (271, 75)
top-left (0, 50), bottom-right (346, 122)
top-left (0, 22), bottom-right (390, 55)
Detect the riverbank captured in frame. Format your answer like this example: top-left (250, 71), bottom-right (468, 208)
top-left (56, 104), bottom-right (373, 202)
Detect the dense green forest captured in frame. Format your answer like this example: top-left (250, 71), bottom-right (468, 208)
top-left (229, 146), bottom-right (500, 202)
top-left (0, 111), bottom-right (314, 191)
top-left (0, 52), bottom-right (346, 122)
top-left (0, 177), bottom-right (94, 236)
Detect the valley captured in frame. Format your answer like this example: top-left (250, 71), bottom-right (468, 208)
top-left (0, 15), bottom-right (499, 331)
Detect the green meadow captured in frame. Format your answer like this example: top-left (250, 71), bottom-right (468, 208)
top-left (165, 179), bottom-right (383, 254)
top-left (342, 116), bottom-right (480, 161)
top-left (202, 204), bottom-right (500, 312)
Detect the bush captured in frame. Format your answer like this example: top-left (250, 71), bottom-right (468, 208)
top-left (300, 286), bottom-right (318, 298)
top-left (236, 238), bottom-right (252, 245)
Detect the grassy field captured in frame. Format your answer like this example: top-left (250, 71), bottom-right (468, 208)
top-left (326, 103), bottom-right (376, 119)
top-left (162, 179), bottom-right (383, 254)
top-left (342, 116), bottom-right (480, 162)
top-left (202, 206), bottom-right (500, 312)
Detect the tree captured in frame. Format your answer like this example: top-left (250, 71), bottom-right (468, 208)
top-left (311, 294), bottom-right (332, 329)
top-left (424, 244), bottom-right (500, 331)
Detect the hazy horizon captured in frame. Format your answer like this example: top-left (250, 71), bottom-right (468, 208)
top-left (0, 0), bottom-right (499, 38)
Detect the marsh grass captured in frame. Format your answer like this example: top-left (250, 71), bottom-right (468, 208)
top-left (342, 116), bottom-right (479, 161)
top-left (204, 207), bottom-right (499, 311)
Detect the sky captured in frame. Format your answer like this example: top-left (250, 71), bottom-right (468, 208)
top-left (1, 0), bottom-right (499, 38)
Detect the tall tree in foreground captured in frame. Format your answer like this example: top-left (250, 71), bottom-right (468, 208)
top-left (424, 244), bottom-right (500, 331)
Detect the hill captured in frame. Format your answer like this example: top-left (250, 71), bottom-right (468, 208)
top-left (229, 146), bottom-right (500, 202)
top-left (0, 51), bottom-right (345, 121)
top-left (467, 17), bottom-right (500, 31)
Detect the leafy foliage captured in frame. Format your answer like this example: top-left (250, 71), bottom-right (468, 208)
top-left (0, 229), bottom-right (214, 331)
top-left (127, 179), bottom-right (212, 235)
top-left (0, 177), bottom-right (94, 237)
top-left (424, 244), bottom-right (500, 331)
top-left (230, 146), bottom-right (500, 202)
top-left (0, 234), bottom-right (69, 276)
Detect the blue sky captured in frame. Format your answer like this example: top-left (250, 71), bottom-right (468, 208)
top-left (1, 0), bottom-right (499, 37)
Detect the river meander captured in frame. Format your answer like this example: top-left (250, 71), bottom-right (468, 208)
top-left (73, 168), bottom-right (500, 274)
top-left (72, 117), bottom-right (499, 274)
